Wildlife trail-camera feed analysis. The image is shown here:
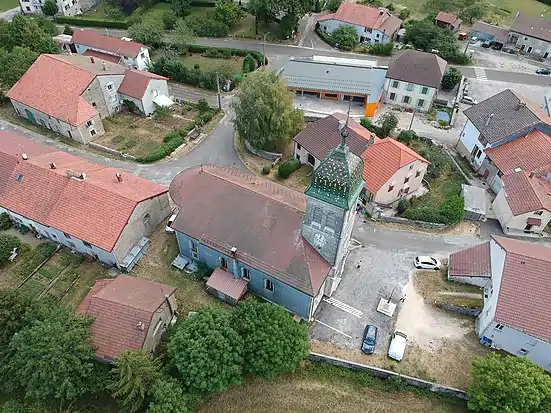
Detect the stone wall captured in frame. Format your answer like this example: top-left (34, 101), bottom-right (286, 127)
top-left (88, 142), bottom-right (136, 160)
top-left (376, 215), bottom-right (449, 229)
top-left (244, 139), bottom-right (282, 161)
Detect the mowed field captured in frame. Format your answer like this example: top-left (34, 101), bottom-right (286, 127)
top-left (0, 0), bottom-right (17, 12)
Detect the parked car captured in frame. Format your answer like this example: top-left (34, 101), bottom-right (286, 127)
top-left (481, 41), bottom-right (491, 48)
top-left (536, 68), bottom-right (551, 75)
top-left (165, 214), bottom-right (177, 234)
top-left (361, 325), bottom-right (378, 354)
top-left (388, 330), bottom-right (408, 361)
top-left (470, 36), bottom-right (478, 44)
top-left (491, 43), bottom-right (502, 50)
top-left (461, 96), bottom-right (478, 105)
top-left (414, 256), bottom-right (441, 270)
top-left (458, 32), bottom-right (468, 40)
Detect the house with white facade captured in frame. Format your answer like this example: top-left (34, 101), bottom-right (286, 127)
top-left (383, 50), bottom-right (447, 112)
top-left (72, 30), bottom-right (151, 70)
top-left (453, 236), bottom-right (551, 372)
top-left (7, 54), bottom-right (170, 143)
top-left (0, 130), bottom-right (171, 271)
top-left (20, 0), bottom-right (80, 16)
top-left (317, 3), bottom-right (402, 45)
top-left (508, 12), bottom-right (551, 60)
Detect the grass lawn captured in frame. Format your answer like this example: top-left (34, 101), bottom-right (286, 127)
top-left (179, 53), bottom-right (244, 73)
top-left (81, 1), bottom-right (128, 21)
top-left (0, 0), bottom-right (17, 12)
top-left (231, 14), bottom-right (283, 40)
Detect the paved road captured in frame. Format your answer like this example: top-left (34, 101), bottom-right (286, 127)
top-left (0, 6), bottom-right (20, 21)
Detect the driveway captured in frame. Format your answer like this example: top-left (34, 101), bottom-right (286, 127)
top-left (311, 220), bottom-right (482, 354)
top-left (0, 7), bottom-right (20, 21)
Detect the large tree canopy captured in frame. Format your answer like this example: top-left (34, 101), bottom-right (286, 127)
top-left (233, 70), bottom-right (303, 151)
top-left (146, 378), bottom-right (191, 413)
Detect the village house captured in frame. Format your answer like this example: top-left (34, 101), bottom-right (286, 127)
top-left (508, 12), bottom-right (551, 60)
top-left (20, 0), bottom-right (80, 16)
top-left (7, 54), bottom-right (170, 142)
top-left (0, 131), bottom-right (171, 271)
top-left (78, 275), bottom-right (177, 363)
top-left (435, 11), bottom-right (462, 32)
top-left (383, 50), bottom-right (447, 112)
top-left (317, 3), bottom-right (402, 44)
top-left (280, 55), bottom-right (387, 117)
top-left (169, 133), bottom-right (364, 320)
top-left (450, 236), bottom-right (551, 372)
top-left (72, 30), bottom-right (152, 70)
top-left (470, 21), bottom-right (509, 49)
top-left (293, 114), bottom-right (429, 207)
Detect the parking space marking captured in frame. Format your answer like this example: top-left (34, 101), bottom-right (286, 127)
top-left (474, 67), bottom-right (488, 81)
top-left (323, 297), bottom-right (363, 318)
top-left (314, 319), bottom-right (352, 338)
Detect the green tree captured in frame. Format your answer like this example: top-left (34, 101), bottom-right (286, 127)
top-left (0, 15), bottom-right (59, 54)
top-left (168, 307), bottom-right (244, 394)
top-left (0, 308), bottom-right (96, 404)
top-left (441, 67), bottom-right (462, 90)
top-left (147, 378), bottom-right (191, 413)
top-left (424, 0), bottom-right (455, 13)
top-left (42, 0), bottom-right (59, 17)
top-left (331, 24), bottom-right (359, 50)
top-left (242, 53), bottom-right (256, 73)
top-left (233, 70), bottom-right (303, 151)
top-left (170, 0), bottom-right (191, 17)
top-left (63, 24), bottom-right (74, 35)
top-left (231, 299), bottom-right (309, 379)
top-left (110, 350), bottom-right (162, 413)
top-left (0, 290), bottom-right (41, 347)
top-left (0, 212), bottom-right (12, 230)
top-left (0, 233), bottom-right (20, 263)
top-left (247, 0), bottom-right (278, 34)
top-left (173, 18), bottom-right (193, 52)
top-left (30, 15), bottom-right (59, 36)
top-left (460, 2), bottom-right (486, 24)
top-left (325, 0), bottom-right (342, 10)
top-left (162, 11), bottom-right (178, 30)
top-left (213, 0), bottom-right (245, 27)
top-left (377, 112), bottom-right (398, 138)
top-left (404, 19), bottom-right (441, 51)
top-left (0, 46), bottom-right (39, 89)
top-left (129, 18), bottom-right (164, 47)
top-left (468, 353), bottom-right (551, 413)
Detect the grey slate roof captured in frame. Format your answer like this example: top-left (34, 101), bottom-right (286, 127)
top-left (462, 184), bottom-right (486, 216)
top-left (511, 12), bottom-right (551, 42)
top-left (280, 57), bottom-right (387, 96)
top-left (385, 50), bottom-right (447, 88)
top-left (463, 89), bottom-right (547, 144)
top-left (471, 21), bottom-right (509, 43)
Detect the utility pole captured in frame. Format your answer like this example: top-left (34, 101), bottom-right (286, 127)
top-left (463, 38), bottom-right (470, 54)
top-left (262, 32), bottom-right (270, 67)
top-left (408, 109), bottom-right (415, 130)
top-left (216, 72), bottom-right (222, 110)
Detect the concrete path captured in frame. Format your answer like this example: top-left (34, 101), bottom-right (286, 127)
top-left (0, 6), bottom-right (20, 21)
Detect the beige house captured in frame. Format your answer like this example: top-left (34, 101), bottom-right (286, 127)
top-left (360, 138), bottom-right (429, 205)
top-left (492, 171), bottom-right (551, 236)
top-left (78, 275), bottom-right (177, 363)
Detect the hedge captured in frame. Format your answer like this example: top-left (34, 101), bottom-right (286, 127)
top-left (278, 159), bottom-right (301, 179)
top-left (56, 16), bottom-right (129, 29)
top-left (187, 44), bottom-right (265, 66)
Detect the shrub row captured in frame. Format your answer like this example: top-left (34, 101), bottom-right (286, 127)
top-left (56, 16), bottom-right (129, 29)
top-left (278, 159), bottom-right (301, 179)
top-left (187, 44), bottom-right (265, 66)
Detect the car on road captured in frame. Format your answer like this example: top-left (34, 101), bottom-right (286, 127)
top-left (361, 325), bottom-right (378, 354)
top-left (461, 96), bottom-right (478, 105)
top-left (470, 36), bottom-right (478, 44)
top-left (536, 68), bottom-right (551, 75)
top-left (165, 214), bottom-right (177, 234)
top-left (414, 256), bottom-right (441, 270)
top-left (388, 330), bottom-right (408, 361)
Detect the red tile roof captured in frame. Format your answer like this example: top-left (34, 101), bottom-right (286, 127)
top-left (491, 236), bottom-right (551, 342)
top-left (169, 165), bottom-right (331, 296)
top-left (502, 171), bottom-right (551, 216)
top-left (118, 70), bottom-right (168, 99)
top-left (449, 241), bottom-right (491, 277)
top-left (206, 267), bottom-right (248, 301)
top-left (436, 11), bottom-right (460, 25)
top-left (72, 30), bottom-right (145, 58)
top-left (361, 138), bottom-right (429, 194)
top-left (485, 130), bottom-right (551, 176)
top-left (318, 3), bottom-right (402, 35)
top-left (83, 49), bottom-right (122, 64)
top-left (294, 114), bottom-right (377, 161)
top-left (0, 131), bottom-right (168, 252)
top-left (7, 54), bottom-right (126, 126)
top-left (77, 275), bottom-right (176, 361)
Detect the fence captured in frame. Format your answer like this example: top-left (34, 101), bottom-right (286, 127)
top-left (309, 353), bottom-right (468, 400)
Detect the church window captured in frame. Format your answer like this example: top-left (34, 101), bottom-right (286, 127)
top-left (312, 207), bottom-right (323, 226)
top-left (325, 213), bottom-right (336, 233)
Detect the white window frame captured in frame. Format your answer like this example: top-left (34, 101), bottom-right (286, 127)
top-left (417, 99), bottom-right (425, 107)
top-left (189, 241), bottom-right (199, 259)
top-left (392, 80), bottom-right (400, 88)
top-left (242, 268), bottom-right (250, 281)
top-left (264, 279), bottom-right (274, 292)
top-left (90, 129), bottom-right (96, 136)
top-left (406, 83), bottom-right (414, 92)
top-left (389, 92), bottom-right (396, 101)
top-left (494, 323), bottom-right (504, 331)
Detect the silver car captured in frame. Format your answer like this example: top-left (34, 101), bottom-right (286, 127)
top-left (414, 256), bottom-right (441, 270)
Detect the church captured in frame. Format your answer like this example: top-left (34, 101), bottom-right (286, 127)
top-left (169, 123), bottom-right (365, 320)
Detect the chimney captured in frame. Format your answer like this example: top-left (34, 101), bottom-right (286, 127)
top-left (485, 113), bottom-right (494, 126)
top-left (230, 247), bottom-right (239, 279)
top-left (368, 135), bottom-right (375, 146)
top-left (50, 162), bottom-right (56, 169)
top-left (21, 153), bottom-right (28, 160)
top-left (89, 56), bottom-right (95, 63)
top-left (116, 172), bottom-right (123, 182)
top-left (516, 101), bottom-right (526, 110)
top-left (529, 171), bottom-right (535, 178)
top-left (102, 60), bottom-right (106, 71)
top-left (136, 322), bottom-right (145, 331)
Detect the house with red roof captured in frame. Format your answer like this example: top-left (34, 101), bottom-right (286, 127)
top-left (435, 11), bottom-right (462, 32)
top-left (7, 54), bottom-right (170, 143)
top-left (72, 30), bottom-right (151, 70)
top-left (0, 131), bottom-right (171, 271)
top-left (317, 3), bottom-right (402, 44)
top-left (450, 236), bottom-right (551, 371)
top-left (293, 114), bottom-right (429, 206)
top-left (78, 275), bottom-right (177, 363)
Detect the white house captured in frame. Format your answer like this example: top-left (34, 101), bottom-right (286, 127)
top-left (118, 70), bottom-right (172, 115)
top-left (0, 130), bottom-right (171, 271)
top-left (465, 236), bottom-right (551, 372)
top-left (20, 0), bottom-right (80, 16)
top-left (72, 30), bottom-right (151, 70)
top-left (317, 3), bottom-right (402, 45)
top-left (383, 50), bottom-right (447, 112)
top-left (508, 12), bottom-right (551, 60)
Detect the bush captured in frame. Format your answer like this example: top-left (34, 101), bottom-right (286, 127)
top-left (242, 53), bottom-right (256, 73)
top-left (369, 42), bottom-right (393, 56)
top-left (0, 233), bottom-right (21, 263)
top-left (326, 0), bottom-right (342, 11)
top-left (278, 159), bottom-right (301, 179)
top-left (439, 195), bottom-right (464, 224)
top-left (63, 24), bottom-right (74, 35)
top-left (196, 98), bottom-right (211, 114)
top-left (403, 205), bottom-right (443, 223)
top-left (262, 165), bottom-right (271, 174)
top-left (360, 117), bottom-right (378, 134)
top-left (330, 24), bottom-right (359, 50)
top-left (154, 105), bottom-right (171, 118)
top-left (55, 16), bottom-right (129, 29)
top-left (188, 16), bottom-right (229, 37)
top-left (398, 8), bottom-right (410, 20)
top-left (187, 44), bottom-right (264, 66)
top-left (122, 99), bottom-right (142, 114)
top-left (397, 130), bottom-right (417, 145)
top-left (0, 212), bottom-right (12, 230)
top-left (315, 27), bottom-right (336, 47)
top-left (397, 198), bottom-right (410, 214)
top-left (136, 131), bottom-right (186, 163)
top-left (385, 3), bottom-right (395, 10)
top-left (377, 112), bottom-right (398, 138)
top-left (162, 11), bottom-right (178, 30)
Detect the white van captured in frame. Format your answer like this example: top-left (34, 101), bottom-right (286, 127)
top-left (388, 330), bottom-right (408, 361)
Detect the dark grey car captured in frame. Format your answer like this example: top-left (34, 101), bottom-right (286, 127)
top-left (361, 325), bottom-right (378, 354)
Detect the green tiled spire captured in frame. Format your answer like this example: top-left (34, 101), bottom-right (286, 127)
top-left (305, 124), bottom-right (365, 210)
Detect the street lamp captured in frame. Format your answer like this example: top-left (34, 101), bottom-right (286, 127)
top-left (262, 32), bottom-right (270, 67)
